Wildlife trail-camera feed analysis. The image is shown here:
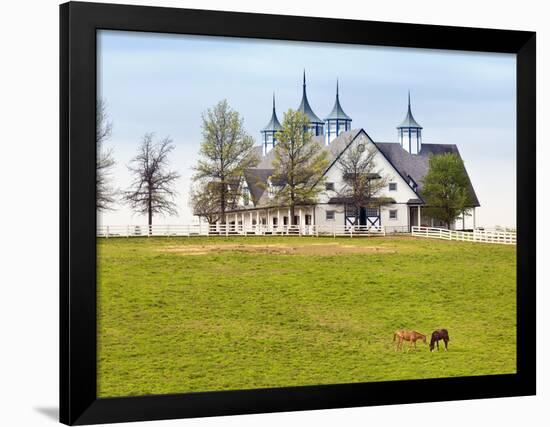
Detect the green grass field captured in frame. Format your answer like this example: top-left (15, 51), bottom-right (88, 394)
top-left (97, 235), bottom-right (516, 397)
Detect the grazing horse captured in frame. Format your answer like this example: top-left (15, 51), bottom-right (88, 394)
top-left (393, 330), bottom-right (427, 351)
top-left (430, 329), bottom-right (450, 352)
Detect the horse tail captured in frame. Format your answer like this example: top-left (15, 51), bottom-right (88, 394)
top-left (393, 333), bottom-right (396, 342)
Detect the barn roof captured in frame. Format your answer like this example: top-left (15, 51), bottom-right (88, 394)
top-left (244, 128), bottom-right (480, 208)
top-left (375, 142), bottom-right (480, 207)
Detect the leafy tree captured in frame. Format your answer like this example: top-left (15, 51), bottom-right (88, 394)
top-left (96, 99), bottom-right (116, 211)
top-left (124, 133), bottom-right (180, 226)
top-left (336, 136), bottom-right (390, 224)
top-left (271, 109), bottom-right (328, 224)
top-left (421, 153), bottom-right (473, 229)
top-left (192, 100), bottom-right (258, 223)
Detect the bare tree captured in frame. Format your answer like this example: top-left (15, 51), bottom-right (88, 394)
top-left (188, 181), bottom-right (223, 224)
top-left (124, 133), bottom-right (180, 226)
top-left (336, 137), bottom-right (389, 224)
top-left (96, 99), bottom-right (116, 211)
top-left (192, 100), bottom-right (259, 224)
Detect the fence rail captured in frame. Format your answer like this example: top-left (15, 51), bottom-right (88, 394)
top-left (411, 226), bottom-right (516, 245)
top-left (97, 224), bottom-right (388, 238)
top-left (97, 224), bottom-right (516, 245)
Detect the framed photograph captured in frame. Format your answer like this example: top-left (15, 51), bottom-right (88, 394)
top-left (60, 1), bottom-right (536, 425)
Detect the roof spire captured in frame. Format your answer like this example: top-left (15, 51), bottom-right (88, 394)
top-left (397, 91), bottom-right (422, 129)
top-left (262, 92), bottom-right (282, 132)
top-left (297, 70), bottom-right (323, 124)
top-left (324, 78), bottom-right (351, 122)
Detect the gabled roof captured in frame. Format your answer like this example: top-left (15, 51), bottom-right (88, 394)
top-left (397, 92), bottom-right (422, 129)
top-left (244, 128), bottom-right (479, 209)
top-left (325, 80), bottom-right (352, 121)
top-left (262, 94), bottom-right (283, 132)
top-left (375, 142), bottom-right (480, 207)
top-left (297, 71), bottom-right (323, 125)
top-left (243, 169), bottom-right (273, 204)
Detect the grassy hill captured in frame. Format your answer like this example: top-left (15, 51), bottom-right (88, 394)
top-left (97, 236), bottom-right (516, 397)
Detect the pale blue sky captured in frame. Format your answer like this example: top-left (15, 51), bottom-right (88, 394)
top-left (97, 30), bottom-right (516, 227)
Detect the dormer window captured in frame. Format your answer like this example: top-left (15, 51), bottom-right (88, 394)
top-left (325, 182), bottom-right (335, 191)
top-left (389, 182), bottom-right (397, 191)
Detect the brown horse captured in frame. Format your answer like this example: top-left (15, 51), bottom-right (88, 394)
top-left (393, 330), bottom-right (427, 351)
top-left (430, 329), bottom-right (450, 352)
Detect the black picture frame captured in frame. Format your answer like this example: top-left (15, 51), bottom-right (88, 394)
top-left (60, 1), bottom-right (536, 425)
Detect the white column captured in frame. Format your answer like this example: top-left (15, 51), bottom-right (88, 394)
top-left (299, 208), bottom-right (303, 232)
top-left (256, 210), bottom-right (259, 226)
top-left (473, 207), bottom-right (476, 229)
top-left (418, 205), bottom-right (421, 227)
top-left (277, 210), bottom-right (280, 230)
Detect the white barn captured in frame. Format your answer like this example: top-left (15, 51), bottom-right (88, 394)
top-left (216, 74), bottom-right (479, 232)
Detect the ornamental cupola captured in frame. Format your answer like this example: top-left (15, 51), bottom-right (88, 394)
top-left (261, 93), bottom-right (283, 155)
top-left (397, 91), bottom-right (423, 154)
top-left (325, 79), bottom-right (352, 144)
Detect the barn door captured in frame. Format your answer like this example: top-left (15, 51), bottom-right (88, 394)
top-left (364, 207), bottom-right (380, 227)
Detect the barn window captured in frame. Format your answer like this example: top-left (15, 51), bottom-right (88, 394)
top-left (283, 216), bottom-right (289, 225)
top-left (242, 187), bottom-right (250, 205)
top-left (389, 209), bottom-right (398, 220)
top-left (273, 217), bottom-right (278, 226)
top-left (366, 207), bottom-right (379, 217)
top-left (326, 210), bottom-right (335, 221)
top-left (325, 182), bottom-right (335, 191)
top-left (389, 182), bottom-right (397, 191)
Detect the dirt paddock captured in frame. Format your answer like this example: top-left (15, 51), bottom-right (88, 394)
top-left (160, 242), bottom-right (395, 256)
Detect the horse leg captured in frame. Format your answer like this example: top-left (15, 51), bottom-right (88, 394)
top-left (444, 339), bottom-right (448, 351)
top-left (436, 340), bottom-right (439, 351)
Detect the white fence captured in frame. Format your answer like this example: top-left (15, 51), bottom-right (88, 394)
top-left (97, 224), bottom-right (516, 244)
top-left (411, 226), bottom-right (516, 245)
top-left (97, 224), bottom-right (387, 238)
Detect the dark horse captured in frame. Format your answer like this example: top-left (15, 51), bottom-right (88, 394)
top-left (430, 329), bottom-right (450, 352)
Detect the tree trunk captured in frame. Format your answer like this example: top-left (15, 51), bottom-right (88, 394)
top-left (148, 187), bottom-right (153, 228)
top-left (220, 182), bottom-right (226, 224)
